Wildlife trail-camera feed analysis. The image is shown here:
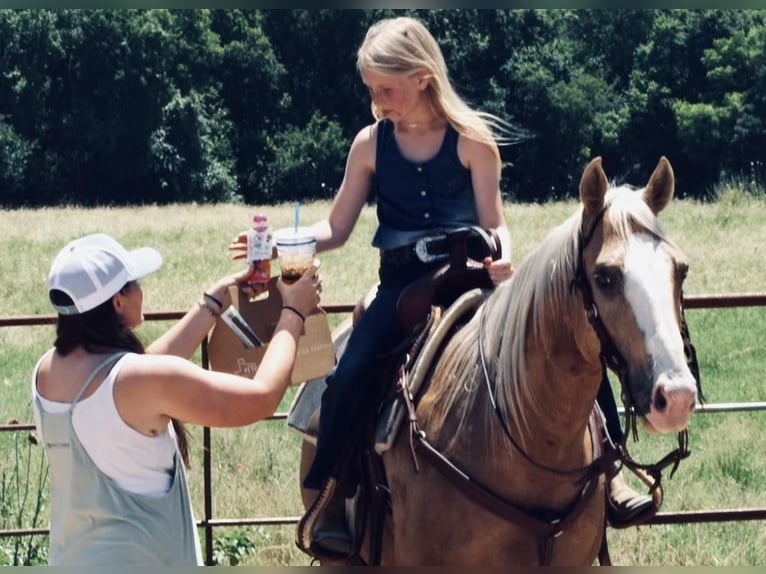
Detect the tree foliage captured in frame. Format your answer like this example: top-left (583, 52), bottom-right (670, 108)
top-left (1, 9), bottom-right (764, 207)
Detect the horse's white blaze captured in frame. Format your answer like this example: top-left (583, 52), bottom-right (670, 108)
top-left (623, 233), bottom-right (697, 432)
top-left (623, 234), bottom-right (684, 371)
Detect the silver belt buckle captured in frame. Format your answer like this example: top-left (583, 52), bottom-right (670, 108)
top-left (414, 235), bottom-right (447, 263)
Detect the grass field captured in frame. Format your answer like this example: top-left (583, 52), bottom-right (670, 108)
top-left (1, 188), bottom-right (765, 565)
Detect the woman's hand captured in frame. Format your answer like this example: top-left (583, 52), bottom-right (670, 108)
top-left (277, 259), bottom-right (322, 319)
top-left (483, 257), bottom-right (514, 286)
top-left (203, 262), bottom-right (258, 312)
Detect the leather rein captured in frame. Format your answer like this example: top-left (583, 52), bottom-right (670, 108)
top-left (396, 206), bottom-right (703, 565)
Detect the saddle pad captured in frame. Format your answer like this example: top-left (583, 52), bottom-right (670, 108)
top-left (374, 287), bottom-right (487, 454)
top-left (286, 375), bottom-right (328, 445)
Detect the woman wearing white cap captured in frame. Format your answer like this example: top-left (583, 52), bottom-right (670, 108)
top-left (31, 232), bottom-right (322, 566)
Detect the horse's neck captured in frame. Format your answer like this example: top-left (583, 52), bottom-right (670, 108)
top-left (526, 348), bottom-right (602, 449)
top-left (417, 294), bottom-right (605, 503)
top-left (516, 304), bottom-right (604, 464)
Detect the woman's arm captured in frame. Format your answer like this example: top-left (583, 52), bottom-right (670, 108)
top-left (145, 271), bottom-right (248, 358)
top-left (116, 266), bottom-right (322, 432)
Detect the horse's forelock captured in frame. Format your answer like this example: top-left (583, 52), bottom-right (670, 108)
top-left (605, 185), bottom-right (668, 241)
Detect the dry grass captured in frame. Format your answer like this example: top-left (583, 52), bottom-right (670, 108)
top-left (1, 193), bottom-right (765, 565)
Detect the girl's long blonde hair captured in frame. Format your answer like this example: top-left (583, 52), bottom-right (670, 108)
top-left (357, 16), bottom-right (526, 174)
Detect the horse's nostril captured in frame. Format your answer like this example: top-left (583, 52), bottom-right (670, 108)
top-left (653, 390), bottom-right (667, 411)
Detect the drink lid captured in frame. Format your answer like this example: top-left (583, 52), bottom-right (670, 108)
top-left (274, 227), bottom-right (316, 246)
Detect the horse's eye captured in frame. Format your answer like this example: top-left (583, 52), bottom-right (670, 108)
top-left (676, 261), bottom-right (689, 282)
top-left (592, 266), bottom-right (621, 292)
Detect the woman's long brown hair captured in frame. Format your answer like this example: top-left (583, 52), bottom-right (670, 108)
top-left (50, 284), bottom-right (190, 467)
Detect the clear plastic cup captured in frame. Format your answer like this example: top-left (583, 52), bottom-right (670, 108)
top-left (273, 227), bottom-right (316, 284)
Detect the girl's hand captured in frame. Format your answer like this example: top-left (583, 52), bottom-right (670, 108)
top-left (483, 257), bottom-right (514, 286)
top-left (228, 231), bottom-right (249, 261)
top-left (228, 231), bottom-right (277, 298)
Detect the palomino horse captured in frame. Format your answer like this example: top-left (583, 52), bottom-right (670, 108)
top-left (298, 156), bottom-right (698, 565)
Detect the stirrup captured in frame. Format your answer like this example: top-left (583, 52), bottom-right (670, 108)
top-left (296, 478), bottom-right (354, 561)
top-left (313, 490), bottom-right (353, 555)
top-left (605, 467), bottom-right (662, 529)
top-left (606, 489), bottom-right (655, 528)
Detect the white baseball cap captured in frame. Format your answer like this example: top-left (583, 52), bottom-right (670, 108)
top-left (48, 233), bottom-right (163, 315)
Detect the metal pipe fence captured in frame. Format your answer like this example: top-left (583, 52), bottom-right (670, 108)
top-left (1, 294), bottom-right (765, 565)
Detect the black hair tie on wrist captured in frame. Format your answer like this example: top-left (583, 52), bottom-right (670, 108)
top-left (197, 298), bottom-right (221, 317)
top-left (281, 305), bottom-right (306, 323)
top-left (203, 292), bottom-right (223, 310)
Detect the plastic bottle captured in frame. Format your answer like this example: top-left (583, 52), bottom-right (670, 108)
top-left (246, 213), bottom-right (272, 286)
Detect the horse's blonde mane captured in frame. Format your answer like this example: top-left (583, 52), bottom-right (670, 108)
top-left (424, 184), bottom-right (672, 456)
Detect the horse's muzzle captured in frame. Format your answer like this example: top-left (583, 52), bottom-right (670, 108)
top-left (642, 373), bottom-right (698, 433)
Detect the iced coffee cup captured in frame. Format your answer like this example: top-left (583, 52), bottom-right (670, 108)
top-left (274, 227), bottom-right (317, 284)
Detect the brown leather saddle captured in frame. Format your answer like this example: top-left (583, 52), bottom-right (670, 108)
top-left (396, 226), bottom-right (500, 335)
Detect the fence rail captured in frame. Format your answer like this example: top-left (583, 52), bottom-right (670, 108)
top-left (1, 293), bottom-right (765, 564)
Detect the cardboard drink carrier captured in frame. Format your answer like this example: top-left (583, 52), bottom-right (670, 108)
top-left (207, 278), bottom-right (335, 385)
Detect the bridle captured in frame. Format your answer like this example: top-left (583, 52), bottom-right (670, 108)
top-left (479, 205), bottom-right (703, 481)
top-left (568, 206), bottom-right (702, 477)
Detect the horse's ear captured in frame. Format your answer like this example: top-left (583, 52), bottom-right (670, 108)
top-left (644, 156), bottom-right (675, 215)
top-left (579, 157), bottom-right (608, 216)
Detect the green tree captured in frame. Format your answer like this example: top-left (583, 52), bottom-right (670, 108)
top-left (211, 9), bottom-right (288, 203)
top-left (259, 111), bottom-right (347, 203)
top-left (698, 14), bottom-right (766, 189)
top-left (0, 117), bottom-right (35, 206)
top-left (1, 9), bottom-right (763, 206)
top-left (491, 10), bottom-right (629, 199)
top-left (623, 10), bottom-right (766, 196)
top-left (254, 10), bottom-right (374, 201)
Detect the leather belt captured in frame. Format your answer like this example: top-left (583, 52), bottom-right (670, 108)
top-left (383, 235), bottom-right (449, 263)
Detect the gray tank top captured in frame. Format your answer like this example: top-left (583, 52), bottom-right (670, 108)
top-left (34, 352), bottom-right (201, 566)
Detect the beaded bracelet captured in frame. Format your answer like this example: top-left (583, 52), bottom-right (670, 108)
top-left (281, 305), bottom-right (306, 323)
